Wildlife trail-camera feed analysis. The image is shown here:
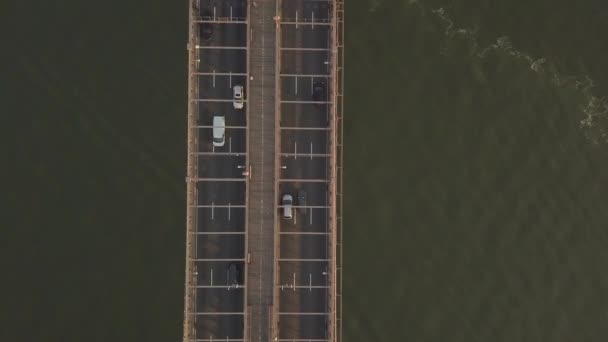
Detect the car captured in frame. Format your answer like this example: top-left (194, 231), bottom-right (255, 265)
top-left (201, 11), bottom-right (213, 41)
top-left (227, 263), bottom-right (242, 289)
top-left (297, 190), bottom-right (307, 212)
top-left (312, 80), bottom-right (326, 102)
top-left (212, 115), bottom-right (225, 147)
top-left (282, 194), bottom-right (293, 219)
top-left (233, 85), bottom-right (244, 109)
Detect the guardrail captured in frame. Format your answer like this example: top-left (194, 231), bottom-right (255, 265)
top-left (331, 2), bottom-right (345, 342)
top-left (183, 1), bottom-right (201, 341)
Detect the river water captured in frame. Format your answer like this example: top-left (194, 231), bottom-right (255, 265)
top-left (344, 1), bottom-right (608, 341)
top-left (4, 0), bottom-right (608, 341)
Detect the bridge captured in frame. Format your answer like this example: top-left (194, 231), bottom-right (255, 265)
top-left (183, 1), bottom-right (344, 341)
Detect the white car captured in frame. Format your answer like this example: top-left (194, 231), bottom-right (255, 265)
top-left (233, 85), bottom-right (244, 109)
top-left (212, 115), bottom-right (225, 147)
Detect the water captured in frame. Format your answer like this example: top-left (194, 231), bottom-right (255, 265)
top-left (344, 1), bottom-right (608, 341)
top-left (4, 0), bottom-right (608, 341)
top-left (4, 2), bottom-right (186, 341)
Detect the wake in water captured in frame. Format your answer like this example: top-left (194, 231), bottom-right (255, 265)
top-left (429, 7), bottom-right (608, 145)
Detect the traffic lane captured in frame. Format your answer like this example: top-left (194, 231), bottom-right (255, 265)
top-left (198, 206), bottom-right (245, 229)
top-left (199, 75), bottom-right (247, 100)
top-left (280, 288), bottom-right (328, 313)
top-left (197, 181), bottom-right (246, 204)
top-left (277, 261), bottom-right (328, 340)
top-left (200, 0), bottom-right (247, 20)
top-left (199, 21), bottom-right (246, 46)
top-left (280, 208), bottom-right (320, 231)
top-left (282, 0), bottom-right (331, 21)
top-left (281, 25), bottom-right (330, 49)
top-left (197, 288), bottom-right (245, 313)
top-left (280, 156), bottom-right (328, 180)
top-left (280, 234), bottom-right (327, 259)
top-left (196, 261), bottom-right (246, 286)
top-left (279, 182), bottom-right (328, 207)
top-left (198, 126), bottom-right (246, 153)
top-left (199, 101), bottom-right (246, 126)
top-left (281, 50), bottom-right (330, 75)
top-left (280, 76), bottom-right (330, 104)
top-left (198, 49), bottom-right (246, 73)
top-left (281, 103), bottom-right (329, 128)
top-left (195, 315), bottom-right (244, 339)
top-left (196, 234), bottom-right (245, 259)
top-left (278, 260), bottom-right (329, 288)
top-left (198, 155), bottom-right (246, 178)
top-left (197, 207), bottom-right (245, 233)
top-left (280, 207), bottom-right (328, 233)
top-left (279, 182), bottom-right (328, 227)
top-left (280, 130), bottom-right (329, 154)
top-left (278, 315), bottom-right (327, 340)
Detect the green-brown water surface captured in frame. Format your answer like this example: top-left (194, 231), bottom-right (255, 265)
top-left (4, 0), bottom-right (608, 341)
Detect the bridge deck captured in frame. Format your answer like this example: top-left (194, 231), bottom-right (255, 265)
top-left (184, 1), bottom-right (343, 341)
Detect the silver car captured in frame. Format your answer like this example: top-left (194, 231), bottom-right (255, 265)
top-left (282, 194), bottom-right (293, 219)
top-left (233, 85), bottom-right (244, 109)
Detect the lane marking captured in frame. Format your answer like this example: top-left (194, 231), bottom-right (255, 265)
top-left (310, 141), bottom-right (313, 160)
top-left (310, 77), bottom-right (313, 94)
top-left (310, 207), bottom-right (313, 225)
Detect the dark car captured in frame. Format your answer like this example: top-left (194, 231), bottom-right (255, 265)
top-left (312, 80), bottom-right (326, 102)
top-left (297, 190), bottom-right (307, 212)
top-left (227, 263), bottom-right (242, 288)
top-left (201, 11), bottom-right (213, 41)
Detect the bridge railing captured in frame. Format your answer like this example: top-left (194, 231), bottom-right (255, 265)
top-left (327, 1), bottom-right (345, 342)
top-left (336, 3), bottom-right (344, 342)
top-left (183, 1), bottom-right (201, 341)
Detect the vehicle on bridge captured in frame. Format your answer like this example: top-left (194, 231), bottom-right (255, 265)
top-left (313, 80), bottom-right (326, 103)
top-left (282, 194), bottom-right (293, 219)
top-left (200, 10), bottom-right (213, 41)
top-left (227, 263), bottom-right (242, 289)
top-left (233, 85), bottom-right (244, 109)
top-left (212, 115), bottom-right (225, 147)
top-left (297, 190), bottom-right (307, 213)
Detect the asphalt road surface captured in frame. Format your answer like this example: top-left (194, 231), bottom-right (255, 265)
top-left (194, 0), bottom-right (248, 339)
top-left (276, 0), bottom-right (334, 339)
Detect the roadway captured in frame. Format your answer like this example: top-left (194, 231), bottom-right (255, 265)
top-left (193, 0), bottom-right (248, 340)
top-left (276, 0), bottom-right (334, 340)
top-left (185, 0), bottom-right (341, 341)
